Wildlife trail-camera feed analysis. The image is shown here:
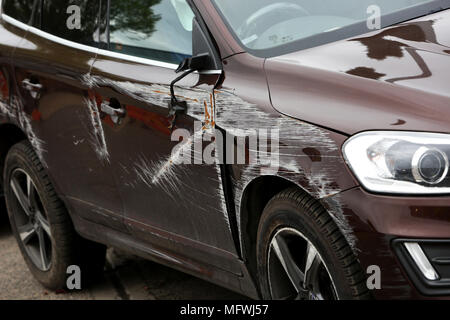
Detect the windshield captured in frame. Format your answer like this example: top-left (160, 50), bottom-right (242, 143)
top-left (212, 0), bottom-right (450, 56)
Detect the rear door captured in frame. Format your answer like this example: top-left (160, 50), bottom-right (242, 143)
top-left (11, 0), bottom-right (125, 232)
top-left (89, 0), bottom-right (240, 272)
top-left (0, 0), bottom-right (35, 123)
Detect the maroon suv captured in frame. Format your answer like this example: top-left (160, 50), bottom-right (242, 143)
top-left (1, 0), bottom-right (450, 300)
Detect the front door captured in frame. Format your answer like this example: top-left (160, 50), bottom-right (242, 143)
top-left (89, 0), bottom-right (240, 273)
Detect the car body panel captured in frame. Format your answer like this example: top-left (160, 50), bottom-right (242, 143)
top-left (265, 9), bottom-right (450, 135)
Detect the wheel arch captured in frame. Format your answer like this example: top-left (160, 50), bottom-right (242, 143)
top-left (0, 123), bottom-right (27, 187)
top-left (0, 124), bottom-right (27, 220)
top-left (238, 172), bottom-right (360, 291)
top-left (239, 175), bottom-right (307, 283)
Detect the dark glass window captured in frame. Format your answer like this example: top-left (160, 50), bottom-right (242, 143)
top-left (3, 0), bottom-right (37, 24)
top-left (98, 0), bottom-right (109, 49)
top-left (41, 0), bottom-right (101, 47)
top-left (108, 0), bottom-right (194, 65)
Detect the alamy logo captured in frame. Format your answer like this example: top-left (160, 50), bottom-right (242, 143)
top-left (366, 265), bottom-right (381, 290)
top-left (367, 5), bottom-right (381, 30)
top-left (66, 5), bottom-right (81, 30)
top-left (171, 121), bottom-right (280, 174)
top-left (66, 265), bottom-right (81, 290)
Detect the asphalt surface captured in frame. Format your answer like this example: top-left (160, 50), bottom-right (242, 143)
top-left (0, 209), bottom-right (246, 300)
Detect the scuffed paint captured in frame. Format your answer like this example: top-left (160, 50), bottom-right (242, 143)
top-left (134, 154), bottom-right (183, 199)
top-left (212, 89), bottom-right (356, 252)
top-left (0, 95), bottom-right (47, 167)
top-left (0, 98), bottom-right (16, 120)
top-left (133, 128), bottom-right (206, 196)
top-left (17, 105), bottom-right (47, 167)
top-left (321, 194), bottom-right (358, 251)
top-left (73, 138), bottom-right (85, 146)
top-left (84, 96), bottom-right (109, 162)
top-left (215, 164), bottom-right (232, 231)
top-left (80, 73), bottom-right (357, 253)
top-left (80, 74), bottom-right (227, 207)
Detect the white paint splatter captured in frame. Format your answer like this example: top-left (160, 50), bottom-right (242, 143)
top-left (0, 96), bottom-right (47, 167)
top-left (84, 97), bottom-right (109, 162)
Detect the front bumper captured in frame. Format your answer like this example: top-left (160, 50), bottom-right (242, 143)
top-left (329, 187), bottom-right (450, 299)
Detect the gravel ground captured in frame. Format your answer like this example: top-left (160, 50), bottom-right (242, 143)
top-left (0, 208), bottom-right (246, 300)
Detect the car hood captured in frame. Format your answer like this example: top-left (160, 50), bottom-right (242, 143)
top-left (265, 9), bottom-right (450, 136)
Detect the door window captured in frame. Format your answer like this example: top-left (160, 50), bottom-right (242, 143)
top-left (108, 0), bottom-right (194, 64)
top-left (40, 0), bottom-right (101, 47)
top-left (3, 0), bottom-right (37, 24)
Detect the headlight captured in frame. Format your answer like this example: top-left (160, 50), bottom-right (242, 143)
top-left (342, 131), bottom-right (450, 194)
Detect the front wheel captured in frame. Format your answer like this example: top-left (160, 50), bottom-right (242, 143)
top-left (4, 141), bottom-right (106, 290)
top-left (257, 188), bottom-right (370, 300)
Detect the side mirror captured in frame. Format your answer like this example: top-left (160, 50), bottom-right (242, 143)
top-left (175, 53), bottom-right (210, 73)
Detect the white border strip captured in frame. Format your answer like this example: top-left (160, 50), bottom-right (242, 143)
top-left (2, 13), bottom-right (30, 31)
top-left (404, 242), bottom-right (439, 281)
top-left (3, 13), bottom-right (176, 69)
top-left (2, 12), bottom-right (222, 75)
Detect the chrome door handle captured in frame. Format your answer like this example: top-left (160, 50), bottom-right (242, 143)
top-left (100, 101), bottom-right (126, 124)
top-left (21, 79), bottom-right (43, 91)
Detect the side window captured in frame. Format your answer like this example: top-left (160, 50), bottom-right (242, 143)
top-left (41, 0), bottom-right (101, 47)
top-left (3, 0), bottom-right (37, 24)
top-left (108, 0), bottom-right (194, 64)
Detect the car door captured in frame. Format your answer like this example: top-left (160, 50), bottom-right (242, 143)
top-left (11, 0), bottom-right (126, 232)
top-left (89, 0), bottom-right (241, 273)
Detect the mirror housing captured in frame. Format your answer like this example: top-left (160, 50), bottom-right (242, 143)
top-left (175, 53), bottom-right (210, 73)
top-left (175, 17), bottom-right (222, 73)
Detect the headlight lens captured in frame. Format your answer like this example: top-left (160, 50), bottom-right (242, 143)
top-left (343, 132), bottom-right (450, 194)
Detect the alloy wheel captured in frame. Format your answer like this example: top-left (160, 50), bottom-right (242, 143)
top-left (9, 168), bottom-right (52, 271)
top-left (267, 227), bottom-right (338, 300)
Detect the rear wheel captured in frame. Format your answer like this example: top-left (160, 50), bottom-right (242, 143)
top-left (257, 188), bottom-right (370, 300)
top-left (4, 141), bottom-right (106, 290)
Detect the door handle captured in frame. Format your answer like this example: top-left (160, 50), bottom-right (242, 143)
top-left (100, 101), bottom-right (126, 124)
top-left (21, 79), bottom-right (43, 91)
top-left (21, 79), bottom-right (43, 99)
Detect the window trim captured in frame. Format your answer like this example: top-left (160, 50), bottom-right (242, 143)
top-left (2, 6), bottom-right (221, 74)
top-left (2, 12), bottom-right (178, 70)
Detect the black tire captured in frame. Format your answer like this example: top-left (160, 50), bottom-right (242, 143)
top-left (4, 141), bottom-right (106, 290)
top-left (257, 188), bottom-right (370, 300)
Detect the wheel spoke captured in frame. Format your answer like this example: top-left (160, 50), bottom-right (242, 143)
top-left (268, 228), bottom-right (338, 300)
top-left (36, 212), bottom-right (51, 237)
top-left (304, 241), bottom-right (321, 290)
top-left (26, 175), bottom-right (33, 199)
top-left (37, 228), bottom-right (50, 270)
top-left (18, 223), bottom-right (36, 244)
top-left (28, 178), bottom-right (39, 212)
top-left (271, 235), bottom-right (304, 293)
top-left (10, 177), bottom-right (32, 216)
